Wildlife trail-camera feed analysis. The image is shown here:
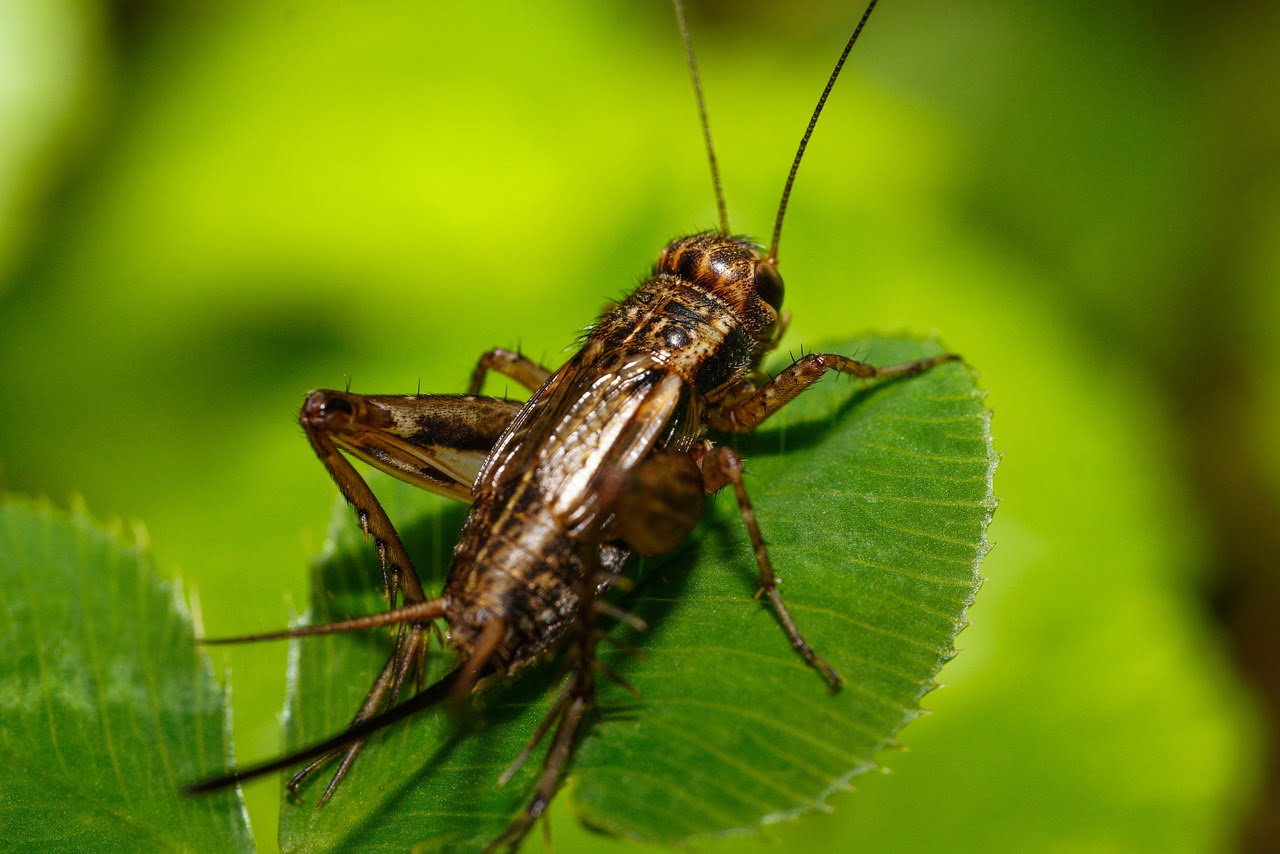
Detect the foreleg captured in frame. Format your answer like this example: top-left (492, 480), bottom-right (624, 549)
top-left (708, 351), bottom-right (959, 432)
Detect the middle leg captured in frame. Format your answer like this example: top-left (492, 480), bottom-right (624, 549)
top-left (468, 347), bottom-right (552, 396)
top-left (700, 442), bottom-right (842, 689)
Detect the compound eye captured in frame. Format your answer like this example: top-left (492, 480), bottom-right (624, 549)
top-left (754, 262), bottom-right (784, 312)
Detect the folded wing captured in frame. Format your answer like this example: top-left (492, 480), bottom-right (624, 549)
top-left (477, 352), bottom-right (684, 536)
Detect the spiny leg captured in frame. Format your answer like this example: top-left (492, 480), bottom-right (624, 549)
top-left (468, 347), bottom-right (552, 396)
top-left (284, 392), bottom-right (520, 795)
top-left (303, 625), bottom-right (431, 804)
top-left (707, 351), bottom-right (960, 432)
top-left (259, 608), bottom-right (438, 800)
top-left (497, 677), bottom-right (575, 789)
top-left (199, 600), bottom-right (442, 797)
top-left (305, 423), bottom-right (422, 603)
top-left (189, 597), bottom-right (464, 798)
top-left (495, 688), bottom-right (592, 850)
top-left (701, 443), bottom-right (841, 689)
top-left (286, 628), bottom-right (410, 801)
top-left (494, 627), bottom-right (644, 791)
top-left (300, 390), bottom-right (522, 602)
top-left (490, 548), bottom-right (605, 851)
top-left (490, 672), bottom-right (594, 851)
top-left (210, 388), bottom-right (522, 802)
top-left (282, 616), bottom-right (502, 803)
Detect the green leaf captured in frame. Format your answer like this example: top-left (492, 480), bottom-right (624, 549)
top-left (279, 335), bottom-right (994, 851)
top-left (0, 495), bottom-right (252, 852)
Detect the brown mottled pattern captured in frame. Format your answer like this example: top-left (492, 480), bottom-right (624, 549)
top-left (317, 393), bottom-right (522, 503)
top-left (442, 233), bottom-right (783, 674)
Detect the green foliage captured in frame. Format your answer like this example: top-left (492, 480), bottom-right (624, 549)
top-left (0, 1), bottom-right (1267, 851)
top-left (280, 337), bottom-right (993, 850)
top-left (0, 496), bottom-right (250, 851)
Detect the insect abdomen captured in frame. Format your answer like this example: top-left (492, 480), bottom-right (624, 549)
top-left (444, 480), bottom-right (585, 673)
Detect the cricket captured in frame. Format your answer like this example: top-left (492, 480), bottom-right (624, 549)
top-left (191, 0), bottom-right (959, 848)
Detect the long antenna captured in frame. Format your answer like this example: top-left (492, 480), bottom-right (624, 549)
top-left (767, 0), bottom-right (880, 266)
top-left (673, 0), bottom-right (730, 235)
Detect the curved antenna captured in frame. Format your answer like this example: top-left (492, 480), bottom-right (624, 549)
top-left (673, 0), bottom-right (730, 235)
top-left (768, 0), bottom-right (880, 266)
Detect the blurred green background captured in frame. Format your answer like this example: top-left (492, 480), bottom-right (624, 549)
top-left (2, 0), bottom-right (1276, 851)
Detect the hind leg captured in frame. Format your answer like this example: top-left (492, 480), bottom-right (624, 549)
top-left (287, 624), bottom-right (427, 802)
top-left (275, 392), bottom-right (519, 798)
top-left (300, 391), bottom-right (521, 603)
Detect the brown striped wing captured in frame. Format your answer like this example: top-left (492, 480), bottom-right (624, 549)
top-left (476, 350), bottom-right (684, 536)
